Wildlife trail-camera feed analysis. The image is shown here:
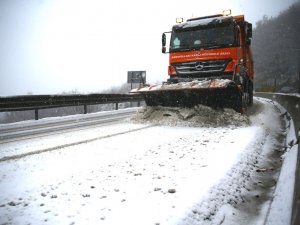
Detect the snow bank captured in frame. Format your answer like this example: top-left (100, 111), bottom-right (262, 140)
top-left (131, 105), bottom-right (249, 127)
top-left (273, 93), bottom-right (300, 98)
top-left (264, 102), bottom-right (298, 225)
top-left (265, 144), bottom-right (297, 225)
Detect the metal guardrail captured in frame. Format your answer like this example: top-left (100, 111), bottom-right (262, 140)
top-left (0, 93), bottom-right (144, 120)
top-left (255, 92), bottom-right (300, 225)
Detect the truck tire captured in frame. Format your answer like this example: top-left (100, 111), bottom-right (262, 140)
top-left (248, 80), bottom-right (253, 106)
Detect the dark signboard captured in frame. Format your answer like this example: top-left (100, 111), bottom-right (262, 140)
top-left (127, 71), bottom-right (146, 84)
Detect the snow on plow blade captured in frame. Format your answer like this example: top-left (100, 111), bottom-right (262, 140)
top-left (130, 79), bottom-right (244, 112)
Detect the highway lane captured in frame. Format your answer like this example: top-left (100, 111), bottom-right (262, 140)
top-left (0, 108), bottom-right (139, 144)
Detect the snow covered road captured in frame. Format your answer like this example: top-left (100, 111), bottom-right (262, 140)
top-left (0, 108), bottom-right (138, 144)
top-left (0, 98), bottom-right (293, 225)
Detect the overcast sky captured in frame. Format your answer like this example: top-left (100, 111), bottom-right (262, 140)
top-left (0, 0), bottom-right (298, 96)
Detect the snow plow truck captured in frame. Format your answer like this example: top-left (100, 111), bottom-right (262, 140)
top-left (131, 11), bottom-right (254, 112)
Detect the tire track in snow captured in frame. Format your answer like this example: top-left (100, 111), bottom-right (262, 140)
top-left (0, 125), bottom-right (155, 163)
top-left (178, 98), bottom-right (288, 225)
top-left (179, 128), bottom-right (269, 224)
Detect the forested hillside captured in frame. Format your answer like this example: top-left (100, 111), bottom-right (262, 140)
top-left (252, 0), bottom-right (300, 92)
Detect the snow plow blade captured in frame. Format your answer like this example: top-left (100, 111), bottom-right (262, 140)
top-left (130, 79), bottom-right (244, 112)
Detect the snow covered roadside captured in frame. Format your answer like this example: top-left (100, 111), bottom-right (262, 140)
top-left (175, 98), bottom-right (289, 225)
top-left (0, 98), bottom-right (292, 225)
top-left (265, 101), bottom-right (298, 225)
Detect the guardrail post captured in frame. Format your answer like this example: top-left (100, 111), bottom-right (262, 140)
top-left (137, 101), bottom-right (140, 107)
top-left (115, 103), bottom-right (118, 110)
top-left (34, 109), bottom-right (39, 120)
top-left (84, 105), bottom-right (87, 114)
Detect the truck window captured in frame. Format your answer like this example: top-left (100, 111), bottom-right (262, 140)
top-left (170, 22), bottom-right (236, 52)
top-left (172, 37), bottom-right (181, 49)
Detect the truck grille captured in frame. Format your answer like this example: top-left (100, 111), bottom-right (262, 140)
top-left (174, 59), bottom-right (232, 78)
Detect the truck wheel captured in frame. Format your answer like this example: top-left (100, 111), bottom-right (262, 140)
top-left (248, 81), bottom-right (253, 106)
top-left (242, 92), bottom-right (248, 112)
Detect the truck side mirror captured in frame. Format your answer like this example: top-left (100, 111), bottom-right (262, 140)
top-left (162, 33), bottom-right (166, 47)
top-left (246, 38), bottom-right (251, 46)
top-left (162, 32), bottom-right (171, 53)
top-left (246, 22), bottom-right (252, 39)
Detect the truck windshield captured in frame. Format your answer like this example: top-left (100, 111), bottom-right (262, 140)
top-left (170, 22), bottom-right (236, 52)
